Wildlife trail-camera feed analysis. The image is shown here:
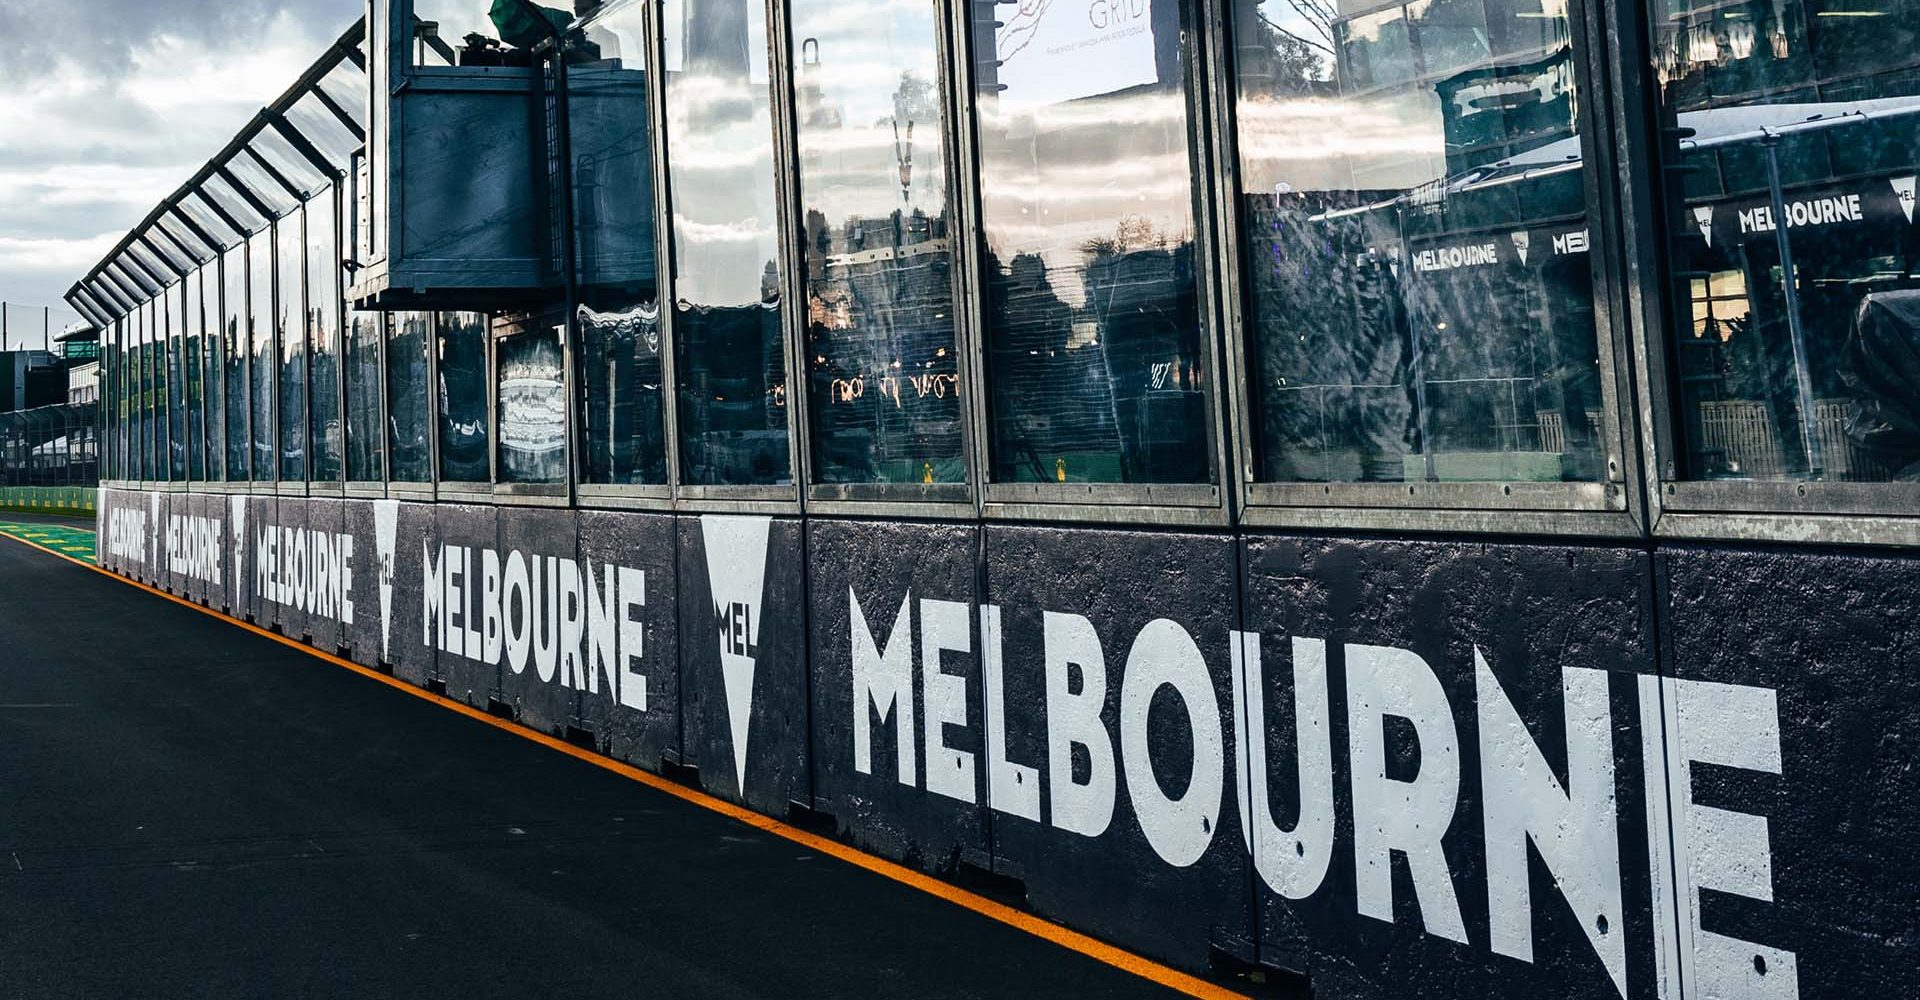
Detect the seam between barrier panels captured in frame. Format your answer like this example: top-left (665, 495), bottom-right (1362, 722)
top-left (1, 530), bottom-right (1247, 1000)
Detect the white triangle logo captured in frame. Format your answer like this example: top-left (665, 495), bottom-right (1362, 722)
top-left (149, 492), bottom-right (161, 567)
top-left (373, 500), bottom-right (398, 659)
top-left (1894, 175), bottom-right (1916, 225)
top-left (1510, 231), bottom-right (1530, 264)
top-left (701, 514), bottom-right (773, 795)
top-left (1693, 205), bottom-right (1714, 246)
top-left (228, 496), bottom-right (246, 596)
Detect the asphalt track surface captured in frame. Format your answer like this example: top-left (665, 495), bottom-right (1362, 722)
top-left (0, 533), bottom-right (1185, 999)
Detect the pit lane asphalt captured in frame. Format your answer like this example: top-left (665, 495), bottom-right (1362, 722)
top-left (0, 533), bottom-right (1184, 999)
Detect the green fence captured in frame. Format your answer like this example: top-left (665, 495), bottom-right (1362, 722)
top-left (0, 485), bottom-right (96, 516)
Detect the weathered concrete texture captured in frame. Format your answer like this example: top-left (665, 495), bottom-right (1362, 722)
top-left (180, 494), bottom-right (204, 607)
top-left (1243, 535), bottom-right (1657, 999)
top-left (271, 496), bottom-right (311, 639)
top-left (342, 499), bottom-right (384, 670)
top-left (307, 499), bottom-right (346, 651)
top-left (201, 494), bottom-right (230, 614)
top-left (242, 495), bottom-right (276, 625)
top-left (807, 518), bottom-right (988, 875)
top-left (495, 507), bottom-right (578, 736)
top-left (433, 503), bottom-right (501, 710)
top-left (984, 524), bottom-right (1253, 974)
top-left (144, 491), bottom-right (167, 589)
top-left (385, 500), bottom-right (438, 687)
top-left (1659, 544), bottom-right (1920, 999)
top-left (678, 515), bottom-right (809, 818)
top-left (222, 494), bottom-right (250, 617)
top-left (576, 509), bottom-right (678, 772)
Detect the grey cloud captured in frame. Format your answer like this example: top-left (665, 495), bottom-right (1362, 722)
top-left (0, 0), bottom-right (357, 84)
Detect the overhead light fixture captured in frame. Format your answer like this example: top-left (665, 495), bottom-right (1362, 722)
top-left (1815, 6), bottom-right (1886, 13)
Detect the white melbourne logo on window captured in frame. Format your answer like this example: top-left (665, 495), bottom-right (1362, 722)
top-left (1510, 231), bottom-right (1530, 264)
top-left (1693, 206), bottom-right (1714, 246)
top-left (1895, 175), bottom-right (1916, 225)
top-left (702, 514), bottom-right (773, 794)
top-left (374, 499), bottom-right (399, 659)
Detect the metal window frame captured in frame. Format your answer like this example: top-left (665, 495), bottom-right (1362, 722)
top-left (565, 0), bottom-right (676, 514)
top-left (945, 0), bottom-right (1236, 528)
top-left (1197, 0), bottom-right (1647, 540)
top-left (766, 0), bottom-right (981, 523)
top-left (1601, 0), bottom-right (1920, 548)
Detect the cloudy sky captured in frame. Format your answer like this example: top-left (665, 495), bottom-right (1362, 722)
top-left (0, 0), bottom-right (359, 338)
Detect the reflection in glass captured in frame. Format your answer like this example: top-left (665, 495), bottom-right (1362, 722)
top-left (496, 328), bottom-right (568, 484)
top-left (224, 248), bottom-right (249, 479)
top-left (572, 2), bottom-right (667, 485)
top-left (202, 264), bottom-right (225, 480)
top-left (387, 311), bottom-right (433, 482)
top-left (249, 231), bottom-right (276, 480)
top-left (790, 0), bottom-right (963, 485)
top-left (662, 0), bottom-right (793, 486)
top-left (437, 312), bottom-right (492, 482)
top-left (970, 0), bottom-right (1212, 484)
top-left (184, 270), bottom-right (205, 481)
top-left (278, 211), bottom-right (308, 481)
top-left (1651, 0), bottom-right (1920, 482)
top-left (346, 308), bottom-right (386, 481)
top-left (1231, 0), bottom-right (1604, 484)
top-left (309, 191), bottom-right (343, 481)
top-left (166, 282), bottom-right (186, 480)
top-left (412, 0), bottom-right (499, 65)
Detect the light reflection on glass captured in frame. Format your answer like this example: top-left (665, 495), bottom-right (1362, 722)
top-left (497, 328), bottom-right (569, 484)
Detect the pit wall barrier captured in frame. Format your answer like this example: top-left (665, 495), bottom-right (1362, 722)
top-left (92, 486), bottom-right (1919, 999)
top-left (0, 485), bottom-right (95, 516)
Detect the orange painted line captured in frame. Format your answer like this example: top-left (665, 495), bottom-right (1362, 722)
top-left (0, 530), bottom-right (1248, 1000)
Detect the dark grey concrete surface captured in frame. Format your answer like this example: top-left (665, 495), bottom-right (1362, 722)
top-left (0, 536), bottom-right (1182, 1000)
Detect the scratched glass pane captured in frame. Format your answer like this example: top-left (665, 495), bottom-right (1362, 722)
top-left (249, 231), bottom-right (275, 480)
top-left (345, 308), bottom-right (386, 481)
top-left (387, 311), bottom-right (433, 482)
top-left (1231, 0), bottom-right (1606, 484)
top-left (309, 191), bottom-right (343, 482)
top-left (223, 248), bottom-right (249, 480)
top-left (791, 0), bottom-right (965, 485)
top-left (277, 209), bottom-right (308, 481)
top-left (969, 0), bottom-right (1213, 485)
top-left (437, 311), bottom-right (491, 482)
top-left (1650, 0), bottom-right (1920, 482)
top-left (497, 329), bottom-right (569, 484)
top-left (573, 1), bottom-right (668, 486)
top-left (662, 0), bottom-right (793, 486)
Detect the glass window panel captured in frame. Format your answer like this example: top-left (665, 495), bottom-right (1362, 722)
top-left (346, 308), bottom-right (386, 481)
top-left (278, 210), bottom-right (308, 481)
top-left (165, 286), bottom-right (184, 480)
top-left (315, 61), bottom-right (369, 128)
top-left (145, 229), bottom-right (197, 272)
top-left (1230, 0), bottom-right (1605, 484)
top-left (286, 92), bottom-right (361, 168)
top-left (970, 0), bottom-right (1214, 484)
top-left (572, 2), bottom-right (667, 485)
top-left (309, 190), bottom-right (344, 481)
top-left (224, 248), bottom-right (249, 479)
top-left (1648, 0), bottom-right (1920, 483)
top-left (177, 192), bottom-right (243, 249)
top-left (662, 0), bottom-right (793, 486)
top-left (437, 311), bottom-right (491, 482)
top-left (249, 231), bottom-right (276, 480)
top-left (123, 242), bottom-right (173, 288)
top-left (226, 153), bottom-right (300, 217)
top-left (387, 311), bottom-right (433, 482)
top-left (141, 302), bottom-right (155, 480)
top-left (159, 214), bottom-right (215, 264)
top-left (185, 269), bottom-right (205, 480)
top-left (790, 0), bottom-right (964, 486)
top-left (202, 263), bottom-right (225, 481)
top-left (496, 326), bottom-right (568, 484)
top-left (108, 261), bottom-right (155, 301)
top-left (200, 174), bottom-right (270, 235)
top-left (251, 130), bottom-right (329, 199)
top-left (412, 0), bottom-right (501, 66)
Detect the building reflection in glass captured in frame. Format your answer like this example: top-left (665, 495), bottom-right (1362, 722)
top-left (661, 0), bottom-right (792, 486)
top-left (1232, 0), bottom-right (1605, 484)
top-left (791, 0), bottom-right (964, 485)
top-left (1651, 0), bottom-right (1920, 482)
top-left (970, 0), bottom-right (1213, 485)
top-left (497, 327), bottom-right (570, 483)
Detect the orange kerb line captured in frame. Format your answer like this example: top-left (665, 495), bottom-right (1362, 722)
top-left (0, 530), bottom-right (1248, 1000)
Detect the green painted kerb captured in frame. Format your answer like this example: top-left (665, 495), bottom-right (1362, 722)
top-left (0, 486), bottom-right (97, 516)
top-left (0, 521), bottom-right (97, 565)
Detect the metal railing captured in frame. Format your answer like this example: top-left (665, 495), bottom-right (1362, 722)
top-left (0, 403), bottom-right (98, 487)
